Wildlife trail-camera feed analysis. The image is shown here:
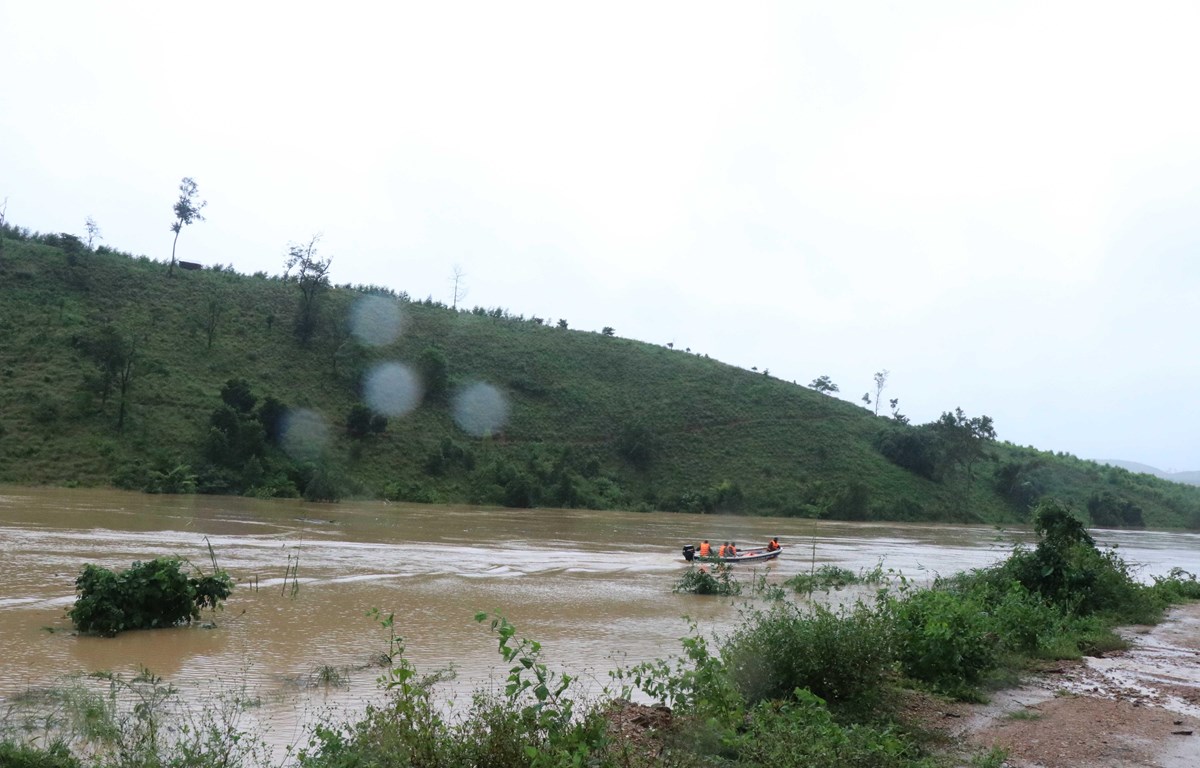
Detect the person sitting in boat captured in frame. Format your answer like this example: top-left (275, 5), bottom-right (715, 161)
top-left (766, 537), bottom-right (780, 552)
top-left (728, 542), bottom-right (738, 556)
top-left (698, 540), bottom-right (711, 556)
top-left (717, 542), bottom-right (728, 557)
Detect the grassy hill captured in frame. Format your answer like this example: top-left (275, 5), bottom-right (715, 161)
top-left (2, 225), bottom-right (1199, 529)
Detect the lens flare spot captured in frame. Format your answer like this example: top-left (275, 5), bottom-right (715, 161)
top-left (363, 362), bottom-right (422, 417)
top-left (349, 295), bottom-right (405, 347)
top-left (280, 409), bottom-right (329, 462)
top-left (453, 382), bottom-right (509, 437)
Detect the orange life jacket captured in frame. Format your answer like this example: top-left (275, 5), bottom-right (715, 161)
top-left (717, 544), bottom-right (727, 557)
top-left (698, 542), bottom-right (711, 556)
top-left (728, 545), bottom-right (737, 556)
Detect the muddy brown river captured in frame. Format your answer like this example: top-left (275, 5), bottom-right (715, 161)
top-left (2, 485), bottom-right (1198, 757)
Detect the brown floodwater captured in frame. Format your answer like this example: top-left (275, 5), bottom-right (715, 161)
top-left (2, 485), bottom-right (1198, 755)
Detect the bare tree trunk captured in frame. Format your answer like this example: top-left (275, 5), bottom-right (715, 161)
top-left (169, 228), bottom-right (181, 277)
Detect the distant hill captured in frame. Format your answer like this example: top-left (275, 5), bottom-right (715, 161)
top-left (1096, 460), bottom-right (1200, 487)
top-left (2, 224), bottom-right (1199, 529)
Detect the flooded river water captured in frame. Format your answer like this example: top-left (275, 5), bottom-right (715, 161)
top-left (2, 485), bottom-right (1198, 755)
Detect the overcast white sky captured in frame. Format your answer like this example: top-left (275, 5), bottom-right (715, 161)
top-left (2, 2), bottom-right (1197, 471)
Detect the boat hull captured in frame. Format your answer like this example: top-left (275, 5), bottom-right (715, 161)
top-left (683, 546), bottom-right (782, 563)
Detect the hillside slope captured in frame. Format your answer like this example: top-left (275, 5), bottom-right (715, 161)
top-left (2, 229), bottom-right (1198, 529)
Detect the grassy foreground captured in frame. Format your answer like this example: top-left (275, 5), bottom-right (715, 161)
top-left (3, 500), bottom-right (1199, 768)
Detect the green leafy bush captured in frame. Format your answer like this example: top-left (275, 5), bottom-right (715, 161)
top-left (1152, 568), bottom-right (1200, 602)
top-left (732, 690), bottom-right (934, 768)
top-left (890, 587), bottom-right (998, 694)
top-left (68, 557), bottom-right (233, 636)
top-left (722, 602), bottom-right (894, 713)
top-left (980, 582), bottom-right (1073, 657)
top-left (997, 499), bottom-right (1158, 622)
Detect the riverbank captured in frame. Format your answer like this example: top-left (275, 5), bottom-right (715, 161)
top-left (4, 493), bottom-right (1199, 767)
top-left (913, 601), bottom-right (1200, 767)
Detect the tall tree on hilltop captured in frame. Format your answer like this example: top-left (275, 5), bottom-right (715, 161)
top-left (872, 370), bottom-right (889, 416)
top-left (168, 177), bottom-right (207, 277)
top-left (450, 264), bottom-right (467, 310)
top-left (284, 235), bottom-right (332, 345)
top-left (809, 375), bottom-right (839, 394)
top-left (85, 216), bottom-right (102, 250)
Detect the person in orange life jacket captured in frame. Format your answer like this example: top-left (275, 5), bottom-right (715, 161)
top-left (717, 542), bottom-right (728, 557)
top-left (698, 540), bottom-right (711, 556)
top-left (766, 537), bottom-right (780, 552)
top-left (728, 542), bottom-right (738, 556)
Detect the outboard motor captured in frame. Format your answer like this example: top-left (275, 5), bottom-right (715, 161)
top-left (682, 544), bottom-right (695, 562)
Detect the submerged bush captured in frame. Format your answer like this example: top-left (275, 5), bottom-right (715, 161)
top-left (787, 565), bottom-right (861, 594)
top-left (673, 565), bottom-right (741, 596)
top-left (68, 557), bottom-right (233, 636)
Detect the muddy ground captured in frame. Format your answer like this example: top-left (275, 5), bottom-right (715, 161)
top-left (930, 602), bottom-right (1200, 767)
top-left (604, 603), bottom-right (1200, 766)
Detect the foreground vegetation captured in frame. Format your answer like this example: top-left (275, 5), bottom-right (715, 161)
top-left (2, 223), bottom-right (1200, 527)
top-left (4, 500), bottom-right (1198, 767)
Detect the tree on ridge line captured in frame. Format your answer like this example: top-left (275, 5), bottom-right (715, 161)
top-left (168, 177), bottom-right (206, 277)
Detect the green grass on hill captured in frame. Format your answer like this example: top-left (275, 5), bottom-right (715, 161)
top-left (1, 225), bottom-right (1198, 527)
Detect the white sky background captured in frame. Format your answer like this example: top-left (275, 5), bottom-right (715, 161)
top-left (1, 1), bottom-right (1197, 471)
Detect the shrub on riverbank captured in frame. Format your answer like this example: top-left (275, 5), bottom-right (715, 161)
top-left (722, 602), bottom-right (893, 715)
top-left (888, 499), bottom-right (1200, 698)
top-left (730, 691), bottom-right (935, 768)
